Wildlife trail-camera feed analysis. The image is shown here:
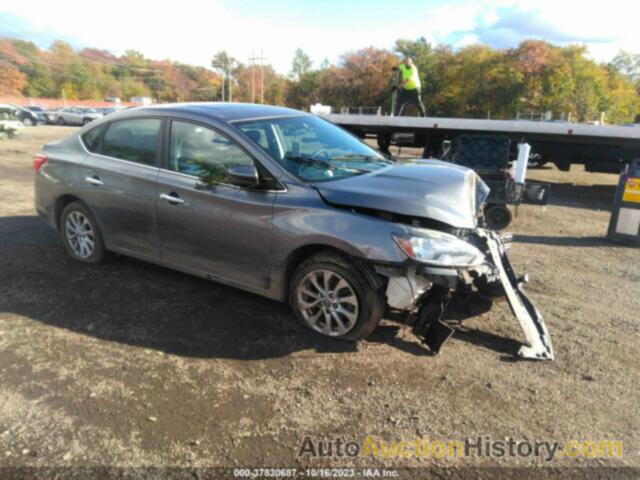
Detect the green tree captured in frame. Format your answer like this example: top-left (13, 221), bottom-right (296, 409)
top-left (120, 77), bottom-right (148, 100)
top-left (290, 48), bottom-right (312, 79)
top-left (286, 71), bottom-right (320, 110)
top-left (562, 45), bottom-right (607, 122)
top-left (611, 51), bottom-right (640, 85)
top-left (60, 81), bottom-right (78, 100)
top-left (23, 63), bottom-right (56, 97)
top-left (602, 67), bottom-right (640, 123)
top-left (211, 50), bottom-right (238, 101)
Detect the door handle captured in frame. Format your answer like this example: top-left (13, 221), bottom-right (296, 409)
top-left (159, 193), bottom-right (185, 205)
top-left (85, 176), bottom-right (103, 186)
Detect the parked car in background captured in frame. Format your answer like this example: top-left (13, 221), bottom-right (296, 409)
top-left (4, 104), bottom-right (42, 126)
top-left (33, 103), bottom-right (554, 361)
top-left (25, 105), bottom-right (58, 124)
top-left (55, 107), bottom-right (103, 126)
top-left (0, 105), bottom-right (24, 137)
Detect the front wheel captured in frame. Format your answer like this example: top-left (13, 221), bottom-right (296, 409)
top-left (57, 117), bottom-right (65, 126)
top-left (23, 118), bottom-right (34, 127)
top-left (60, 202), bottom-right (106, 263)
top-left (289, 252), bottom-right (384, 341)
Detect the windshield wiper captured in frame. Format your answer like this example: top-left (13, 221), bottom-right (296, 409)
top-left (284, 155), bottom-right (370, 174)
top-left (330, 154), bottom-right (392, 164)
top-left (284, 155), bottom-right (333, 168)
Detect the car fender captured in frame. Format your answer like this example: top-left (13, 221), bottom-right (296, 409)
top-left (272, 192), bottom-right (409, 263)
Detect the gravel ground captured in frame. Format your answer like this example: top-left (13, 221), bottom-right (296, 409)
top-left (0, 126), bottom-right (638, 478)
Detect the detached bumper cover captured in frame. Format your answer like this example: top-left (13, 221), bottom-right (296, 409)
top-left (477, 229), bottom-right (554, 360)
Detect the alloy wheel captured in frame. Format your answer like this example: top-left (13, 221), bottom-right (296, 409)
top-left (297, 269), bottom-right (359, 336)
top-left (65, 211), bottom-right (95, 258)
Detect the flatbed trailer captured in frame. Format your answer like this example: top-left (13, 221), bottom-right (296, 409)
top-left (320, 113), bottom-right (640, 173)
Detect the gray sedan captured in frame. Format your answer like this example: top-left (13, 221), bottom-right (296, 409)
top-left (34, 103), bottom-right (553, 360)
top-left (56, 107), bottom-right (103, 126)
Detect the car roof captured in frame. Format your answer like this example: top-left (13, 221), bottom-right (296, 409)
top-left (122, 102), bottom-right (305, 122)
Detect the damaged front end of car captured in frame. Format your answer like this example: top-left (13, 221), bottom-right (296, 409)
top-left (376, 226), bottom-right (553, 360)
top-left (316, 159), bottom-right (554, 360)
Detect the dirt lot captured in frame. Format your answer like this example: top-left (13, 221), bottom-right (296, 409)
top-left (1, 126), bottom-right (639, 477)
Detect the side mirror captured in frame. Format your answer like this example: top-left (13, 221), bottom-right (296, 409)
top-left (227, 164), bottom-right (259, 187)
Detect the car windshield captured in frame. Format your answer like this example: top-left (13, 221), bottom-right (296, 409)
top-left (234, 115), bottom-right (391, 182)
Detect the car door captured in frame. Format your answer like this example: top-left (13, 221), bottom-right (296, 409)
top-left (79, 117), bottom-right (163, 259)
top-left (71, 108), bottom-right (84, 125)
top-left (156, 119), bottom-right (277, 291)
top-left (62, 108), bottom-right (76, 124)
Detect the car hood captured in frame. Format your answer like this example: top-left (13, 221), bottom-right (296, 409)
top-left (315, 159), bottom-right (489, 229)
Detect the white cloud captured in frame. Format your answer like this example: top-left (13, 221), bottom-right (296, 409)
top-left (436, 0), bottom-right (640, 61)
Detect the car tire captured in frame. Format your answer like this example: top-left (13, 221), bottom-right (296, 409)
top-left (82, 118), bottom-right (91, 125)
top-left (57, 117), bottom-right (65, 126)
top-left (484, 204), bottom-right (512, 230)
top-left (289, 251), bottom-right (384, 341)
top-left (60, 202), bottom-right (106, 264)
top-left (23, 118), bottom-right (34, 127)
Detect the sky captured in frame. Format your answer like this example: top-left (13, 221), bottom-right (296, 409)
top-left (0, 0), bottom-right (637, 73)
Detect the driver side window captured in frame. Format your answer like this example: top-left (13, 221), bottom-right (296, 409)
top-left (169, 121), bottom-right (254, 184)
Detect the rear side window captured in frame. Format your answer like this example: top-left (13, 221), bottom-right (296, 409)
top-left (81, 123), bottom-right (107, 153)
top-left (102, 119), bottom-right (161, 165)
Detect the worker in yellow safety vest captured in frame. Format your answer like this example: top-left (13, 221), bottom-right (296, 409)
top-left (394, 57), bottom-right (426, 117)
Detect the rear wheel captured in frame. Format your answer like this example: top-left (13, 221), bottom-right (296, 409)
top-left (60, 202), bottom-right (106, 263)
top-left (57, 117), bottom-right (65, 126)
top-left (23, 117), bottom-right (34, 127)
top-left (290, 252), bottom-right (384, 341)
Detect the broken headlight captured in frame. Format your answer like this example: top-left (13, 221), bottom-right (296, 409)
top-left (392, 230), bottom-right (485, 268)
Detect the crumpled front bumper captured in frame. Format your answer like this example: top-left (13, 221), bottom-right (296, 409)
top-left (476, 229), bottom-right (554, 360)
top-left (381, 229), bottom-right (554, 361)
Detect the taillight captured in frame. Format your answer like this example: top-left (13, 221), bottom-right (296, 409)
top-left (34, 153), bottom-right (48, 173)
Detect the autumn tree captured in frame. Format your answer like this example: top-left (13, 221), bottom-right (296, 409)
top-left (318, 47), bottom-right (397, 110)
top-left (0, 35), bottom-right (635, 123)
top-left (0, 60), bottom-right (27, 96)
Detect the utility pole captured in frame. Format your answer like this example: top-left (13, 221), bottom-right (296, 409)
top-left (260, 49), bottom-right (265, 104)
top-left (250, 50), bottom-right (255, 103)
top-left (249, 51), bottom-right (267, 104)
top-left (213, 54), bottom-right (236, 102)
